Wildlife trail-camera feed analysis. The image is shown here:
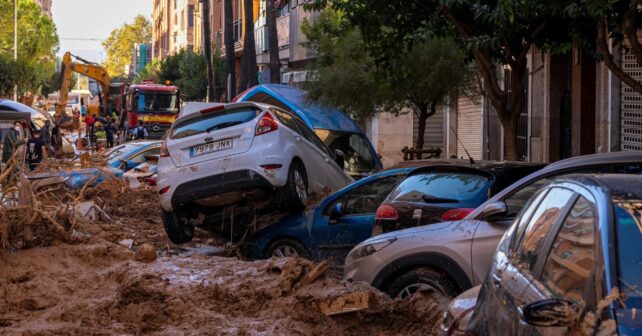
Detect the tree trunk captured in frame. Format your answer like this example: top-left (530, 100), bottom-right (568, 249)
top-left (502, 114), bottom-right (520, 161)
top-left (414, 102), bottom-right (437, 160)
top-left (239, 0), bottom-right (258, 91)
top-left (266, 0), bottom-right (280, 83)
top-left (239, 47), bottom-right (248, 90)
top-left (224, 0), bottom-right (236, 99)
top-left (202, 0), bottom-right (215, 101)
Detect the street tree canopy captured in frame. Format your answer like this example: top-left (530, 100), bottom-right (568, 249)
top-left (567, 0), bottom-right (642, 96)
top-left (326, 0), bottom-right (574, 160)
top-left (0, 0), bottom-right (59, 98)
top-left (102, 15), bottom-right (151, 78)
top-left (303, 8), bottom-right (473, 157)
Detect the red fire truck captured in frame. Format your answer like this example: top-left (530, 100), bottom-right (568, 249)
top-left (118, 81), bottom-right (180, 140)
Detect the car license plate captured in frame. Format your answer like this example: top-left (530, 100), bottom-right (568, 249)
top-left (190, 138), bottom-right (233, 157)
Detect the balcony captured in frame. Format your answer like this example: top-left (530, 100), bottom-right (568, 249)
top-left (254, 14), bottom-right (290, 54)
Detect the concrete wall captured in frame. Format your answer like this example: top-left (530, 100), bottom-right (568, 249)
top-left (368, 112), bottom-right (414, 168)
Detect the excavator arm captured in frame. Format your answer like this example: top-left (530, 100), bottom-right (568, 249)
top-left (56, 52), bottom-right (111, 120)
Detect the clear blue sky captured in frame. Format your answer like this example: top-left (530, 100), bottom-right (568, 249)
top-left (52, 0), bottom-right (152, 63)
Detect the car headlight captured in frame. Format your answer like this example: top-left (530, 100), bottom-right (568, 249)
top-left (346, 237), bottom-right (397, 264)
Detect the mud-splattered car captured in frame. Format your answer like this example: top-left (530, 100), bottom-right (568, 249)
top-left (158, 102), bottom-right (353, 244)
top-left (445, 174), bottom-right (642, 335)
top-left (344, 152), bottom-right (642, 301)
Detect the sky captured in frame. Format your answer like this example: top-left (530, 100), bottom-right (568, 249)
top-left (52, 0), bottom-right (152, 63)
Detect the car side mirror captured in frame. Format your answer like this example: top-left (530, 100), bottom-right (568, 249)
top-left (482, 201), bottom-right (508, 222)
top-left (521, 299), bottom-right (579, 327)
top-left (329, 203), bottom-right (344, 224)
top-left (334, 149), bottom-right (345, 169)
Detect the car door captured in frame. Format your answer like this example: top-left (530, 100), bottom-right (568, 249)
top-left (484, 187), bottom-right (576, 336)
top-left (272, 109), bottom-right (329, 193)
top-left (312, 174), bottom-right (405, 263)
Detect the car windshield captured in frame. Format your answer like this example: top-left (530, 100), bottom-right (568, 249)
top-left (105, 144), bottom-right (146, 163)
top-left (390, 170), bottom-right (492, 204)
top-left (613, 199), bottom-right (642, 306)
top-left (136, 93), bottom-right (179, 114)
top-left (170, 108), bottom-right (260, 139)
top-left (315, 129), bottom-right (378, 175)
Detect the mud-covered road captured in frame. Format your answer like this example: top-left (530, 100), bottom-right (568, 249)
top-left (0, 181), bottom-right (446, 336)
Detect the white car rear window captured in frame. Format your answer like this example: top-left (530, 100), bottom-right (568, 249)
top-left (170, 108), bottom-right (260, 140)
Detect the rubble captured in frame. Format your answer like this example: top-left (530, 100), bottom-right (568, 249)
top-left (135, 243), bottom-right (157, 262)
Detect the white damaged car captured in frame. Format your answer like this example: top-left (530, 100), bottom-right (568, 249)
top-left (157, 102), bottom-right (353, 243)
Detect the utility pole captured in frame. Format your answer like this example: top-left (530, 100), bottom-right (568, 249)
top-left (13, 0), bottom-right (18, 101)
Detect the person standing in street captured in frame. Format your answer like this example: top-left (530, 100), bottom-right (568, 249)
top-left (26, 129), bottom-right (47, 171)
top-left (41, 120), bottom-right (53, 155)
top-left (85, 114), bottom-right (95, 148)
top-left (104, 117), bottom-right (116, 148)
top-left (2, 121), bottom-right (25, 167)
top-left (132, 120), bottom-right (149, 140)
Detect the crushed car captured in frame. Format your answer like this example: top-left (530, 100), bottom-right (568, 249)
top-left (157, 102), bottom-right (353, 244)
top-left (242, 168), bottom-right (413, 264)
top-left (234, 84), bottom-right (383, 178)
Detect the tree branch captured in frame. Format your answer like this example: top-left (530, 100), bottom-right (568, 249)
top-left (623, 0), bottom-right (642, 68)
top-left (597, 20), bottom-right (642, 95)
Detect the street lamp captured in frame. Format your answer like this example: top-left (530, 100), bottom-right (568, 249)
top-left (13, 0), bottom-right (17, 101)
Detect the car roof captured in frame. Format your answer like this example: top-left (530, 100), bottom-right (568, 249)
top-left (0, 99), bottom-right (41, 119)
top-left (543, 151), bottom-right (642, 171)
top-left (554, 174), bottom-right (642, 200)
top-left (240, 84), bottom-right (363, 134)
top-left (407, 160), bottom-right (545, 176)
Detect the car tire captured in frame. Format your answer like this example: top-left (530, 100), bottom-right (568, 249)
top-left (162, 210), bottom-right (194, 244)
top-left (385, 267), bottom-right (459, 301)
top-left (266, 239), bottom-right (310, 259)
top-left (281, 162), bottom-right (308, 211)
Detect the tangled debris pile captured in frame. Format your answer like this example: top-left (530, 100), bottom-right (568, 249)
top-left (0, 242), bottom-right (445, 335)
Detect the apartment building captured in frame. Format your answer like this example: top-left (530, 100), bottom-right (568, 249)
top-left (153, 0), bottom-right (203, 59)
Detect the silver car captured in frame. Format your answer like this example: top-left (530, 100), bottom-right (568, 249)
top-left (343, 152), bottom-right (642, 299)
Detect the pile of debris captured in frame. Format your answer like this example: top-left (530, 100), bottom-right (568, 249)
top-left (0, 241), bottom-right (446, 335)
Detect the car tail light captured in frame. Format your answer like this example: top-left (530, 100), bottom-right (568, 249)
top-left (160, 141), bottom-right (170, 157)
top-left (440, 208), bottom-right (474, 221)
top-left (255, 112), bottom-right (278, 136)
top-left (375, 204), bottom-right (399, 220)
top-left (144, 176), bottom-right (157, 186)
top-left (158, 186), bottom-right (170, 195)
top-left (260, 164), bottom-right (283, 170)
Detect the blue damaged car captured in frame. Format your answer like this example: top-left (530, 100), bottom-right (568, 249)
top-left (234, 84), bottom-right (383, 178)
top-left (243, 168), bottom-right (412, 264)
top-left (28, 141), bottom-right (161, 189)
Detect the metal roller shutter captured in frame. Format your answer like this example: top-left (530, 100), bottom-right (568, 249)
top-left (456, 96), bottom-right (483, 160)
top-left (412, 107), bottom-right (444, 150)
top-left (621, 52), bottom-right (642, 151)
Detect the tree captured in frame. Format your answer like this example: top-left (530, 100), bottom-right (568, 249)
top-left (266, 0), bottom-right (280, 83)
top-left (158, 50), bottom-right (208, 101)
top-left (224, 0), bottom-right (236, 99)
top-left (239, 0), bottom-right (258, 91)
top-left (567, 0), bottom-right (642, 96)
top-left (134, 59), bottom-right (162, 83)
top-left (202, 0), bottom-right (216, 101)
top-left (102, 15), bottom-right (151, 77)
top-left (303, 9), bottom-right (473, 157)
top-left (0, 0), bottom-right (59, 98)
top-left (328, 0), bottom-right (573, 160)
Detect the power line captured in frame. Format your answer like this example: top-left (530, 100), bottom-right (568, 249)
top-left (61, 37), bottom-right (106, 41)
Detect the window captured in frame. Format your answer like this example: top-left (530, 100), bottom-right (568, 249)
top-left (292, 117), bottom-right (332, 156)
top-left (613, 199), bottom-right (642, 306)
top-left (315, 130), bottom-right (377, 175)
top-left (129, 147), bottom-right (161, 165)
top-left (541, 196), bottom-right (595, 303)
top-left (391, 171), bottom-right (492, 204)
top-left (272, 109), bottom-right (300, 132)
top-left (170, 108), bottom-right (259, 139)
top-left (516, 187), bottom-right (574, 272)
top-left (246, 92), bottom-right (295, 114)
top-left (326, 175), bottom-right (404, 216)
top-left (188, 5), bottom-right (194, 27)
top-left (504, 177), bottom-right (554, 218)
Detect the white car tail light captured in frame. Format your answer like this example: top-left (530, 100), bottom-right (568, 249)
top-left (255, 112), bottom-right (278, 136)
top-left (160, 140), bottom-right (170, 158)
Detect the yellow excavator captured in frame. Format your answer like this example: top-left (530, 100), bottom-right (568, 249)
top-left (56, 52), bottom-right (110, 129)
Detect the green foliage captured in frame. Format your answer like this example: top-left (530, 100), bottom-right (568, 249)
top-left (156, 49), bottom-right (227, 101)
top-left (102, 15), bottom-right (151, 77)
top-left (303, 8), bottom-right (473, 125)
top-left (0, 0), bottom-right (59, 97)
top-left (135, 59), bottom-right (162, 83)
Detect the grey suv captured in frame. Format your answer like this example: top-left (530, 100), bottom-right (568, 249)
top-left (343, 152), bottom-right (642, 299)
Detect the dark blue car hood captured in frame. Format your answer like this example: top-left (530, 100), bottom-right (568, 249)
top-left (258, 85), bottom-right (362, 134)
